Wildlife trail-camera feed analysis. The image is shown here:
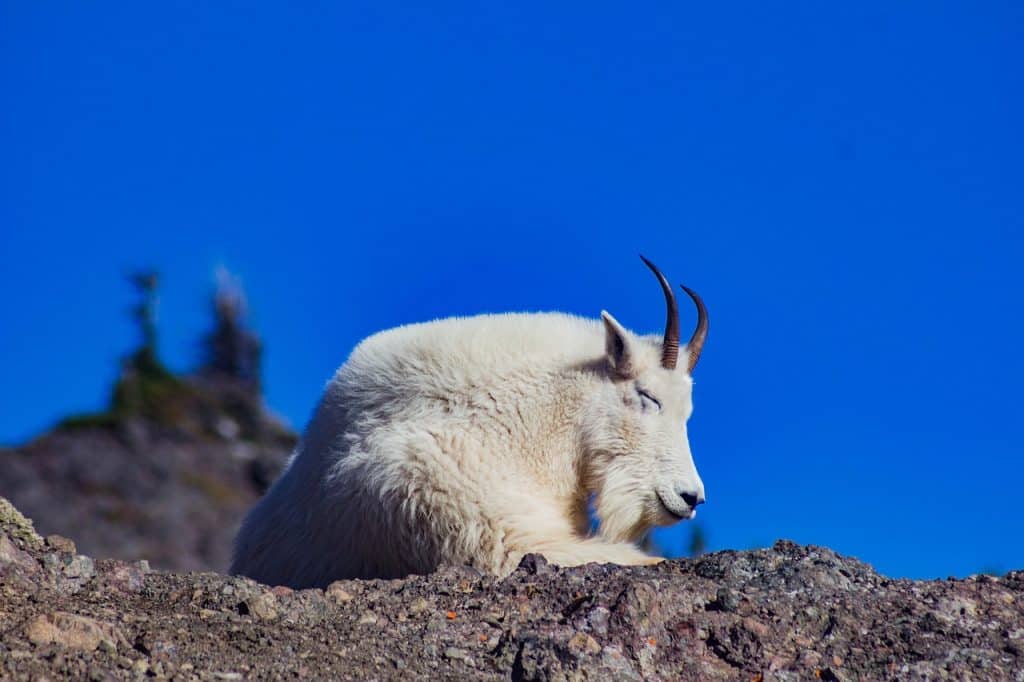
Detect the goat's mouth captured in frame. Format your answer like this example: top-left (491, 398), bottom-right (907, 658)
top-left (656, 492), bottom-right (695, 522)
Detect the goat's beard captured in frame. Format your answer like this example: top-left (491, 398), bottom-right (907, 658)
top-left (591, 467), bottom-right (657, 544)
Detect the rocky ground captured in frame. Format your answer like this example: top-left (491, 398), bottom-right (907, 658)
top-left (2, 497), bottom-right (1021, 680)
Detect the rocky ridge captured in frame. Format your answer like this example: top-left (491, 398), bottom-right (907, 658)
top-left (1, 496), bottom-right (1021, 680)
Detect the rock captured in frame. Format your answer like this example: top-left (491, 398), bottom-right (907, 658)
top-left (25, 612), bottom-right (124, 652)
top-left (0, 498), bottom-right (42, 550)
top-left (63, 555), bottom-right (95, 582)
top-left (567, 631), bottom-right (602, 655)
top-left (246, 592), bottom-right (279, 621)
top-left (408, 597), bottom-right (430, 614)
top-left (0, 532), bottom-right (38, 575)
top-left (325, 582), bottom-right (354, 604)
top-left (45, 535), bottom-right (76, 554)
top-left (516, 553), bottom-right (553, 576)
top-left (97, 559), bottom-right (150, 593)
top-left (709, 586), bottom-right (741, 612)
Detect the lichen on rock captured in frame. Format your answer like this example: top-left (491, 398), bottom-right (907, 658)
top-left (0, 497), bottom-right (42, 551)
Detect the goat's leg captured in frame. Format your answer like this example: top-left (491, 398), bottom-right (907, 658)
top-left (537, 537), bottom-right (663, 567)
top-left (499, 534), bottom-right (663, 574)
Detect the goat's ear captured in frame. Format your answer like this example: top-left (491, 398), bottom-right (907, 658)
top-left (602, 311), bottom-right (636, 379)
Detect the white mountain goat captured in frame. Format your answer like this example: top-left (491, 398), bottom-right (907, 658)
top-left (231, 257), bottom-right (709, 587)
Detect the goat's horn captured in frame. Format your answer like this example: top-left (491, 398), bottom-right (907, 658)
top-left (680, 284), bottom-right (708, 373)
top-left (639, 255), bottom-right (680, 370)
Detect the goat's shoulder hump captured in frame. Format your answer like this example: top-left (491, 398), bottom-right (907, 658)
top-left (345, 312), bottom-right (603, 376)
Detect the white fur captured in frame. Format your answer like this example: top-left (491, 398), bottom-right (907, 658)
top-left (231, 310), bottom-right (705, 587)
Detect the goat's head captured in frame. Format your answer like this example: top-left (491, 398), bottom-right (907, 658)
top-left (581, 256), bottom-right (708, 543)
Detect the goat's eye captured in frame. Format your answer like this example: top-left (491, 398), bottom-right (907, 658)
top-left (637, 388), bottom-right (661, 412)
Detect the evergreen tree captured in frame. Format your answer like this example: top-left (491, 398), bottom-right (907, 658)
top-left (125, 270), bottom-right (166, 377)
top-left (200, 267), bottom-right (262, 391)
top-left (109, 269), bottom-right (180, 419)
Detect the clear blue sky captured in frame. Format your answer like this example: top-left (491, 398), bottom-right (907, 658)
top-left (2, 3), bottom-right (1021, 579)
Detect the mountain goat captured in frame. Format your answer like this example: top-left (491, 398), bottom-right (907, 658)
top-left (231, 257), bottom-right (709, 587)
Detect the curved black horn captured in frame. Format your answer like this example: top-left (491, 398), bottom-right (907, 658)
top-left (639, 255), bottom-right (680, 370)
top-left (680, 284), bottom-right (708, 373)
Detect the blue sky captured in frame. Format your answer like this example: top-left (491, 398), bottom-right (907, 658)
top-left (2, 2), bottom-right (1021, 579)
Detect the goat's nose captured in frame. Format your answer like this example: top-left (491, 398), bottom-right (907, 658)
top-left (679, 490), bottom-right (705, 508)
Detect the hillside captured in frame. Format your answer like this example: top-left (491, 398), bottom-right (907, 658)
top-left (0, 376), bottom-right (294, 573)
